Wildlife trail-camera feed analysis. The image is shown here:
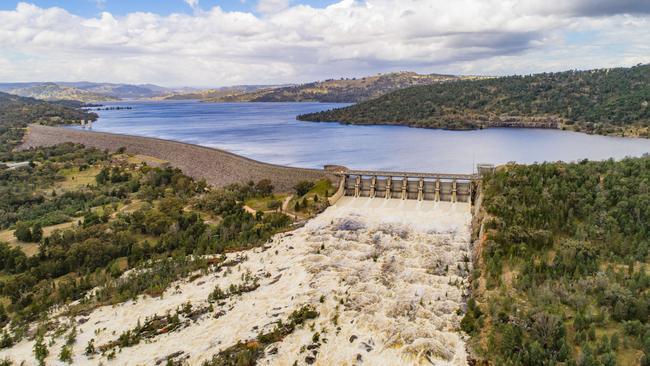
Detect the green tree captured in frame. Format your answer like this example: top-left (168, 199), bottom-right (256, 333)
top-left (82, 211), bottom-right (101, 228)
top-left (58, 345), bottom-right (72, 363)
top-left (33, 335), bottom-right (48, 366)
top-left (293, 181), bottom-right (315, 197)
top-left (31, 223), bottom-right (43, 242)
top-left (0, 304), bottom-right (7, 326)
top-left (65, 327), bottom-right (77, 346)
top-left (255, 179), bottom-right (274, 196)
top-left (84, 339), bottom-right (95, 355)
top-left (95, 167), bottom-right (110, 184)
top-left (0, 330), bottom-right (12, 349)
top-left (13, 221), bottom-right (32, 242)
top-left (266, 200), bottom-right (282, 211)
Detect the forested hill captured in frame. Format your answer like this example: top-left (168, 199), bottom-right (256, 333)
top-left (465, 157), bottom-right (650, 365)
top-left (0, 92), bottom-right (96, 158)
top-left (298, 64), bottom-right (650, 137)
top-left (199, 72), bottom-right (463, 103)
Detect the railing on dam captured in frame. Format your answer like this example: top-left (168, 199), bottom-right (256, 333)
top-left (328, 168), bottom-right (482, 204)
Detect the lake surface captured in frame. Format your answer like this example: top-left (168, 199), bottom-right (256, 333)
top-left (73, 100), bottom-right (650, 174)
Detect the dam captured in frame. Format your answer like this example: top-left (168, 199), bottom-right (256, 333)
top-left (328, 168), bottom-right (488, 205)
top-left (8, 126), bottom-right (487, 366)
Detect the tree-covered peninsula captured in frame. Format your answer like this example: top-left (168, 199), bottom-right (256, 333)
top-left (0, 92), bottom-right (97, 157)
top-left (298, 64), bottom-right (650, 137)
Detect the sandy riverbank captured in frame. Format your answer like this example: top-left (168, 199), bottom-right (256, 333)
top-left (20, 125), bottom-right (333, 192)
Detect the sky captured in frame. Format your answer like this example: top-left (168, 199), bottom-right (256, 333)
top-left (0, 0), bottom-right (649, 87)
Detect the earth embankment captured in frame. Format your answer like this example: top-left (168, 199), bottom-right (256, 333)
top-left (20, 124), bottom-right (332, 191)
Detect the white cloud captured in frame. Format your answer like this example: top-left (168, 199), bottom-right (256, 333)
top-left (184, 0), bottom-right (199, 9)
top-left (256, 0), bottom-right (289, 14)
top-left (0, 1), bottom-right (648, 86)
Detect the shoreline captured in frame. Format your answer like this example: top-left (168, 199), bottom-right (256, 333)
top-left (20, 124), bottom-right (334, 192)
top-left (297, 118), bottom-right (650, 139)
top-left (296, 111), bottom-right (650, 140)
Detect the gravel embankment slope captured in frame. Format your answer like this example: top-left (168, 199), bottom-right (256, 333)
top-left (21, 125), bottom-right (332, 191)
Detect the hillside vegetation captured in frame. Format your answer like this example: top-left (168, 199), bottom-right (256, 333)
top-left (162, 85), bottom-right (281, 101)
top-left (2, 83), bottom-right (119, 103)
top-left (466, 157), bottom-right (650, 365)
top-left (0, 92), bottom-right (96, 157)
top-left (299, 64), bottom-right (650, 137)
top-left (200, 72), bottom-right (461, 103)
top-left (0, 82), bottom-right (176, 102)
top-left (0, 92), bottom-right (297, 332)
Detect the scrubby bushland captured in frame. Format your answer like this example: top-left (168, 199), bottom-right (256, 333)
top-left (465, 156), bottom-right (650, 365)
top-left (0, 160), bottom-right (291, 325)
top-left (0, 91), bottom-right (96, 158)
top-left (0, 138), bottom-right (290, 331)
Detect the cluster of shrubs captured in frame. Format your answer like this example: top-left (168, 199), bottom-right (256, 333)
top-left (464, 157), bottom-right (650, 365)
top-left (202, 305), bottom-right (319, 366)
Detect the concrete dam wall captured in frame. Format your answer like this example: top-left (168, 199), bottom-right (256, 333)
top-left (332, 170), bottom-right (477, 204)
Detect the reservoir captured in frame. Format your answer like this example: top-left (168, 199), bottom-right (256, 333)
top-left (73, 100), bottom-right (650, 173)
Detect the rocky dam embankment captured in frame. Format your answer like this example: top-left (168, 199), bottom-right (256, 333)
top-left (20, 125), bottom-right (331, 192)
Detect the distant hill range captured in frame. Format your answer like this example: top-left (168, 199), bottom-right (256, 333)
top-left (162, 85), bottom-right (285, 101)
top-left (298, 64), bottom-right (650, 137)
top-left (1, 71), bottom-right (475, 104)
top-left (166, 72), bottom-right (472, 103)
top-left (0, 82), bottom-right (176, 102)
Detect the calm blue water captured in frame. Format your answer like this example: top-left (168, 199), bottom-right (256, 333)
top-left (71, 100), bottom-right (650, 173)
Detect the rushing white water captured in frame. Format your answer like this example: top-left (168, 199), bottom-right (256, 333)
top-left (1, 197), bottom-right (472, 366)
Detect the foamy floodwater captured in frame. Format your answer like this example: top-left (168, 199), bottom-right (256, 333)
top-left (1, 197), bottom-right (472, 366)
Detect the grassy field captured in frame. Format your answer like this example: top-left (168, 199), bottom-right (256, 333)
top-left (309, 179), bottom-right (334, 197)
top-left (54, 165), bottom-right (101, 191)
top-left (119, 199), bottom-right (148, 214)
top-left (0, 221), bottom-right (77, 256)
top-left (286, 179), bottom-right (333, 218)
top-left (244, 194), bottom-right (288, 212)
top-left (114, 153), bottom-right (169, 166)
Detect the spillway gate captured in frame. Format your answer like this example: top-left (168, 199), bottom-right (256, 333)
top-left (329, 169), bottom-right (479, 204)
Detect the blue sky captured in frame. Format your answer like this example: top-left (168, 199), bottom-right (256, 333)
top-left (0, 0), bottom-right (648, 86)
top-left (0, 0), bottom-right (338, 16)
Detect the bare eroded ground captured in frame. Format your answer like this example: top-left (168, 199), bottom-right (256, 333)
top-left (1, 197), bottom-right (472, 366)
